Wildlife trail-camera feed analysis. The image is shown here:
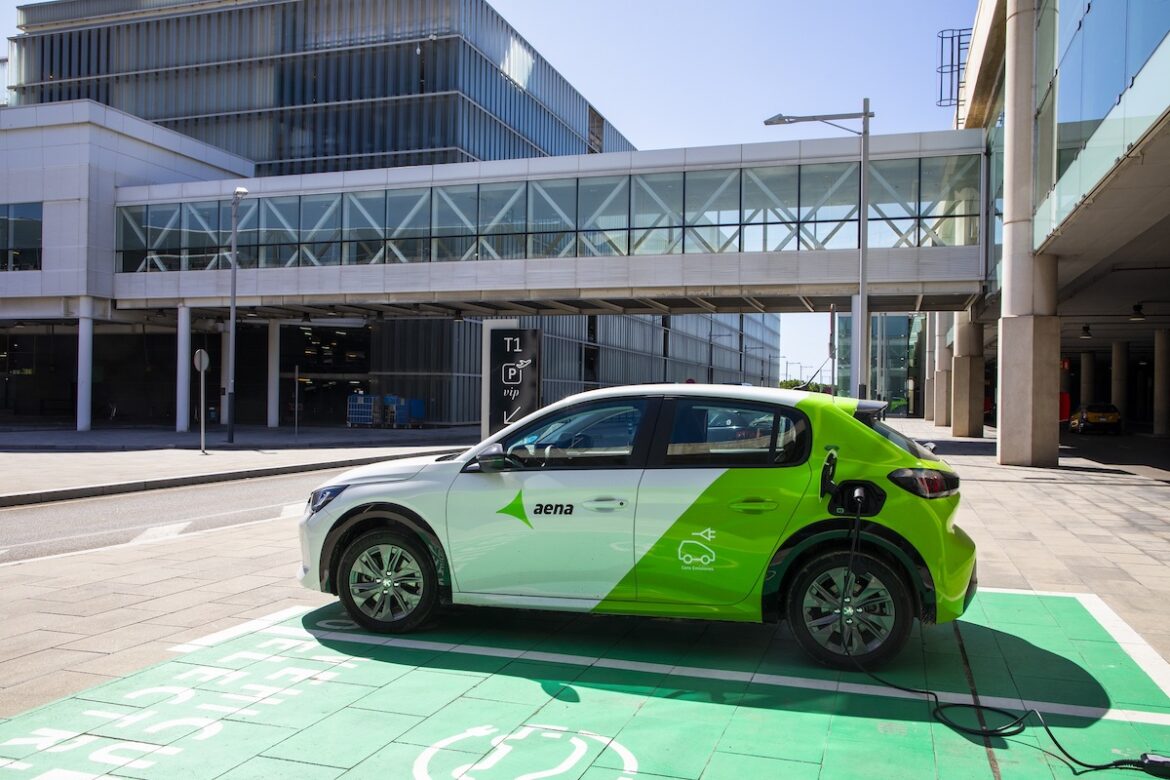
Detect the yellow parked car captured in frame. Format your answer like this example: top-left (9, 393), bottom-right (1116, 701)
top-left (1069, 403), bottom-right (1122, 434)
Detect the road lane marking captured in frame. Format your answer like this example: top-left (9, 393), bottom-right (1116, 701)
top-left (280, 503), bottom-right (304, 518)
top-left (0, 503), bottom-right (291, 550)
top-left (131, 522), bottom-right (191, 544)
top-left (0, 516), bottom-right (282, 568)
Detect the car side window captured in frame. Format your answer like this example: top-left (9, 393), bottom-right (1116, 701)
top-left (501, 399), bottom-right (649, 469)
top-left (661, 399), bottom-right (808, 467)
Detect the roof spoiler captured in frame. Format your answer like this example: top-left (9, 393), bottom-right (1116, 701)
top-left (852, 398), bottom-right (888, 424)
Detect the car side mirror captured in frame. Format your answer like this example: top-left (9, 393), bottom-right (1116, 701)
top-left (922, 441), bottom-right (937, 453)
top-left (466, 443), bottom-right (515, 473)
top-left (820, 449), bottom-right (839, 499)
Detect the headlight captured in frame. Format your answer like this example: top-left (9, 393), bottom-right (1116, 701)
top-left (308, 484), bottom-right (348, 513)
top-left (888, 468), bottom-right (959, 499)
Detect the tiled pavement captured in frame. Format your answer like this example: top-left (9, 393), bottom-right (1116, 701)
top-left (2, 418), bottom-right (1170, 777)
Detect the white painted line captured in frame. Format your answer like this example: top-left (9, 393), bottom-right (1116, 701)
top-left (1075, 593), bottom-right (1170, 700)
top-left (169, 605), bottom-right (313, 653)
top-left (131, 521), bottom-right (191, 544)
top-left (280, 503), bottom-right (304, 518)
top-left (0, 549), bottom-right (7, 557)
top-left (261, 623), bottom-right (1170, 728)
top-left (0, 515), bottom-right (282, 568)
top-left (981, 586), bottom-right (1170, 702)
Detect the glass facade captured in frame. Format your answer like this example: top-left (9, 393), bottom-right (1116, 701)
top-left (116, 155), bottom-right (982, 271)
top-left (0, 203), bottom-right (43, 271)
top-left (1034, 0), bottom-right (1170, 240)
top-left (835, 312), bottom-right (926, 414)
top-left (364, 312), bottom-right (780, 424)
top-left (10, 0), bottom-right (634, 174)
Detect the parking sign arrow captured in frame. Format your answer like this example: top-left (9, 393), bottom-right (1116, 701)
top-left (503, 408), bottom-right (522, 425)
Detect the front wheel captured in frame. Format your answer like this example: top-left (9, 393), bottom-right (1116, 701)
top-left (785, 550), bottom-right (914, 669)
top-left (338, 530), bottom-right (438, 633)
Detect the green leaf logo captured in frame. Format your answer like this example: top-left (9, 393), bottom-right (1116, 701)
top-left (496, 490), bottom-right (532, 528)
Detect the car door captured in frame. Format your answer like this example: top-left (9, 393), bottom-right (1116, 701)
top-left (445, 396), bottom-right (657, 601)
top-left (632, 397), bottom-right (814, 607)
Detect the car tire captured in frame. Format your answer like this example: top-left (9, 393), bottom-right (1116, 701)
top-left (338, 529), bottom-right (438, 633)
top-left (785, 550), bottom-right (914, 669)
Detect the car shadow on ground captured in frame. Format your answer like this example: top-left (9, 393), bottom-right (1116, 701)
top-left (302, 602), bottom-right (1111, 752)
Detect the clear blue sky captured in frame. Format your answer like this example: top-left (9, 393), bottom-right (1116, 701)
top-left (1, 0), bottom-right (978, 377)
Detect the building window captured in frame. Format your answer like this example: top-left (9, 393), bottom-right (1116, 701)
top-left (0, 203), bottom-right (43, 271)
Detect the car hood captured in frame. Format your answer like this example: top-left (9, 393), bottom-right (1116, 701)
top-left (321, 452), bottom-right (460, 489)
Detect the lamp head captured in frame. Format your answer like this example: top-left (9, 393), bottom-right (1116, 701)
top-left (763, 113), bottom-right (796, 126)
top-left (232, 186), bottom-right (249, 202)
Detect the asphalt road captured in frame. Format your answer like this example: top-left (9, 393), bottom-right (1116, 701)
top-left (0, 469), bottom-right (347, 564)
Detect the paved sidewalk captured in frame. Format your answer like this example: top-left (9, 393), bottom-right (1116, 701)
top-left (0, 425), bottom-right (477, 507)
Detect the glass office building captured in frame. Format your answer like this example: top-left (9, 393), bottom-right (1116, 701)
top-left (8, 0), bottom-right (633, 174)
top-left (836, 313), bottom-right (927, 417)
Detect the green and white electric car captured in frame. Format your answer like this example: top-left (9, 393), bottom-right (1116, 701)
top-left (298, 385), bottom-right (977, 667)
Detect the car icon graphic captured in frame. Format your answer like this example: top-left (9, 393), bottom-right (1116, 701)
top-left (678, 540), bottom-right (716, 566)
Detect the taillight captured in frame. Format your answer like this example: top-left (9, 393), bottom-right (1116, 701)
top-left (888, 468), bottom-right (959, 498)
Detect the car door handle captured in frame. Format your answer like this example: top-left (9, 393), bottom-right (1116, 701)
top-left (730, 498), bottom-right (778, 513)
top-left (582, 497), bottom-right (628, 512)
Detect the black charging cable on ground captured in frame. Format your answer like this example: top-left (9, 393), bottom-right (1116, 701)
top-left (837, 486), bottom-right (1170, 777)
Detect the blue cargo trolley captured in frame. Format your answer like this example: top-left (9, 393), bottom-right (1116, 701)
top-left (345, 394), bottom-right (381, 427)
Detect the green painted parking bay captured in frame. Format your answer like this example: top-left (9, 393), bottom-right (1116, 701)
top-left (3, 590), bottom-right (1170, 779)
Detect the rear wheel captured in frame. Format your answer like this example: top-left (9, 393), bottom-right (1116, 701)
top-left (338, 530), bottom-right (437, 633)
top-left (785, 550), bottom-right (914, 669)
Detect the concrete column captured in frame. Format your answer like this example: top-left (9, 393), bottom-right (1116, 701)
top-left (997, 0), bottom-right (1060, 466)
top-left (952, 310), bottom-right (985, 438)
top-left (1111, 341), bottom-right (1128, 419)
top-left (923, 314), bottom-right (935, 420)
top-left (76, 296), bottom-right (94, 432)
top-left (1079, 351), bottom-right (1096, 406)
top-left (220, 329), bottom-right (230, 425)
top-left (267, 321), bottom-right (280, 428)
top-left (176, 305), bottom-right (191, 433)
top-left (934, 311), bottom-right (953, 428)
top-left (1155, 329), bottom-right (1170, 437)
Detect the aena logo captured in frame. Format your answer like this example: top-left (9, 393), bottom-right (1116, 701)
top-left (533, 503), bottom-right (573, 515)
top-left (496, 491), bottom-right (574, 528)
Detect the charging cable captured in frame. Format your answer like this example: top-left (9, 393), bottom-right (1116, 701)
top-left (838, 486), bottom-right (1170, 777)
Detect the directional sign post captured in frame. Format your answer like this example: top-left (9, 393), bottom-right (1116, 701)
top-left (193, 348), bottom-right (210, 454)
top-left (488, 329), bottom-right (540, 435)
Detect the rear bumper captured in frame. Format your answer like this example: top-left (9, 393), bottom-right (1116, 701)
top-left (962, 560), bottom-right (978, 612)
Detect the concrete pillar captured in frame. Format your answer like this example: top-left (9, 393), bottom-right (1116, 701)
top-left (267, 321), bottom-right (280, 428)
top-left (76, 296), bottom-right (94, 432)
top-left (952, 310), bottom-right (985, 438)
top-left (176, 305), bottom-right (191, 433)
top-left (1111, 341), bottom-right (1128, 419)
top-left (1155, 329), bottom-right (1170, 437)
top-left (934, 311), bottom-right (953, 428)
top-left (996, 0), bottom-right (1060, 466)
top-left (1079, 351), bottom-right (1096, 406)
top-left (923, 314), bottom-right (935, 420)
top-left (220, 329), bottom-right (230, 425)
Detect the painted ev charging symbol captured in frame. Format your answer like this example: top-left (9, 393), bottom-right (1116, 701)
top-left (412, 723), bottom-right (638, 780)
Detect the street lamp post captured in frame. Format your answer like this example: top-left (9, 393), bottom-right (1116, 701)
top-left (227, 186), bottom-right (248, 443)
top-left (765, 99), bottom-right (873, 398)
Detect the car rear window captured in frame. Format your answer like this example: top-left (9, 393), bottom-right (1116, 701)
top-left (858, 416), bottom-right (940, 461)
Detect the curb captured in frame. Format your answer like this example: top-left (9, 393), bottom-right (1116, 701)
top-left (0, 448), bottom-right (463, 509)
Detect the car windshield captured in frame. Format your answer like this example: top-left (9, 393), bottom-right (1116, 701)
top-left (864, 418), bottom-right (940, 462)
